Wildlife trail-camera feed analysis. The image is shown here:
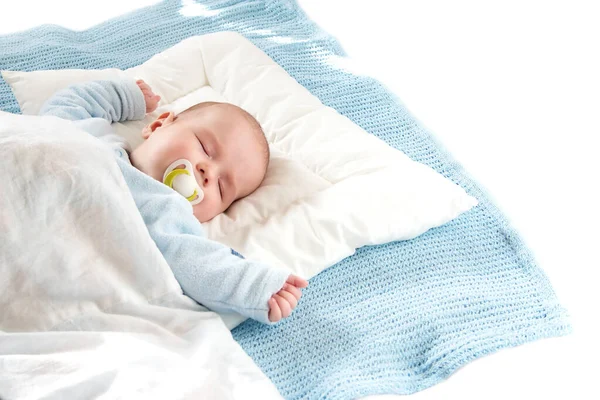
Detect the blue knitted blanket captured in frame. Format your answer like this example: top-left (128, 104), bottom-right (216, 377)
top-left (0, 1), bottom-right (570, 399)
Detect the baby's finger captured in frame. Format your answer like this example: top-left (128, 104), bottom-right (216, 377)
top-left (283, 283), bottom-right (302, 300)
top-left (140, 85), bottom-right (154, 96)
top-left (278, 288), bottom-right (298, 309)
top-left (274, 294), bottom-right (292, 318)
top-left (268, 297), bottom-right (281, 322)
top-left (287, 274), bottom-right (309, 289)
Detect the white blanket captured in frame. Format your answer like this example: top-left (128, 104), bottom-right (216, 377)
top-left (0, 111), bottom-right (282, 399)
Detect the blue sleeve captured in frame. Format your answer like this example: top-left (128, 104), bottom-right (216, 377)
top-left (39, 79), bottom-right (146, 148)
top-left (115, 157), bottom-right (290, 324)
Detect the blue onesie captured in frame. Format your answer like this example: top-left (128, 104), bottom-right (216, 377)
top-left (39, 78), bottom-right (290, 324)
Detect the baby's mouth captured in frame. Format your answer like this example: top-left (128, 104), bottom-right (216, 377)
top-left (162, 159), bottom-right (204, 205)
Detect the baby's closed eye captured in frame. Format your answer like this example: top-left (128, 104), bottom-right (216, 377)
top-left (218, 178), bottom-right (224, 200)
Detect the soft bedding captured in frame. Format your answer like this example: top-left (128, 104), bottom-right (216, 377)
top-left (2, 32), bottom-right (477, 328)
top-left (0, 111), bottom-right (282, 399)
top-left (0, 1), bottom-right (570, 399)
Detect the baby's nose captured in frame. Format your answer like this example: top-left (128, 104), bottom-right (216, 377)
top-left (198, 168), bottom-right (208, 185)
top-left (198, 167), bottom-right (214, 186)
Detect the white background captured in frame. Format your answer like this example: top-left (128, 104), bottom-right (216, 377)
top-left (1, 1), bottom-right (598, 399)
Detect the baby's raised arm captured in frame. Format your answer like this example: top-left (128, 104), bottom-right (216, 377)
top-left (39, 78), bottom-right (147, 150)
top-left (40, 79), bottom-right (146, 123)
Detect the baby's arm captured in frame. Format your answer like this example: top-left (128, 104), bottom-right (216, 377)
top-left (147, 198), bottom-right (291, 323)
top-left (165, 230), bottom-right (291, 324)
top-left (39, 79), bottom-right (147, 148)
top-left (120, 161), bottom-right (299, 324)
top-left (40, 79), bottom-right (145, 123)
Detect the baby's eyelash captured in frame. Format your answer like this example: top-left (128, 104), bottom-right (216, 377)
top-left (218, 179), bottom-right (223, 200)
top-left (198, 138), bottom-right (209, 156)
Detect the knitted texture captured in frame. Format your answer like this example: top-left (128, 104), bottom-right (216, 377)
top-left (0, 1), bottom-right (570, 399)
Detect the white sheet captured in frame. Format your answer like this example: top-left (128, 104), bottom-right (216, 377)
top-left (0, 111), bottom-right (282, 399)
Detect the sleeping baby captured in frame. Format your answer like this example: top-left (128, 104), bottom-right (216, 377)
top-left (40, 78), bottom-right (308, 324)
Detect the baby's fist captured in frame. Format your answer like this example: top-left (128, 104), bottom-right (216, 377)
top-left (136, 79), bottom-right (161, 114)
top-left (268, 274), bottom-right (309, 323)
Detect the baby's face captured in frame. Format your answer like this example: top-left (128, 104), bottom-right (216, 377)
top-left (130, 103), bottom-right (267, 222)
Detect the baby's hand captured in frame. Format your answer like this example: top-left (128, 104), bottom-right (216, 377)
top-left (268, 274), bottom-right (309, 323)
top-left (136, 79), bottom-right (161, 114)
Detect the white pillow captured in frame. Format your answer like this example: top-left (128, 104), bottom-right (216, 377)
top-left (2, 31), bottom-right (477, 279)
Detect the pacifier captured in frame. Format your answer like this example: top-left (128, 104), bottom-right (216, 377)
top-left (162, 159), bottom-right (204, 205)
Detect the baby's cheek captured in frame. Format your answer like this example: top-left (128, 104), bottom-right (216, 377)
top-left (161, 141), bottom-right (192, 163)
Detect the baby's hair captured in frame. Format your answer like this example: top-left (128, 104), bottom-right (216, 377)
top-left (178, 102), bottom-right (270, 182)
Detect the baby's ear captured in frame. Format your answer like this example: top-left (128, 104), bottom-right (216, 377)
top-left (141, 111), bottom-right (175, 139)
top-left (141, 125), bottom-right (152, 139)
